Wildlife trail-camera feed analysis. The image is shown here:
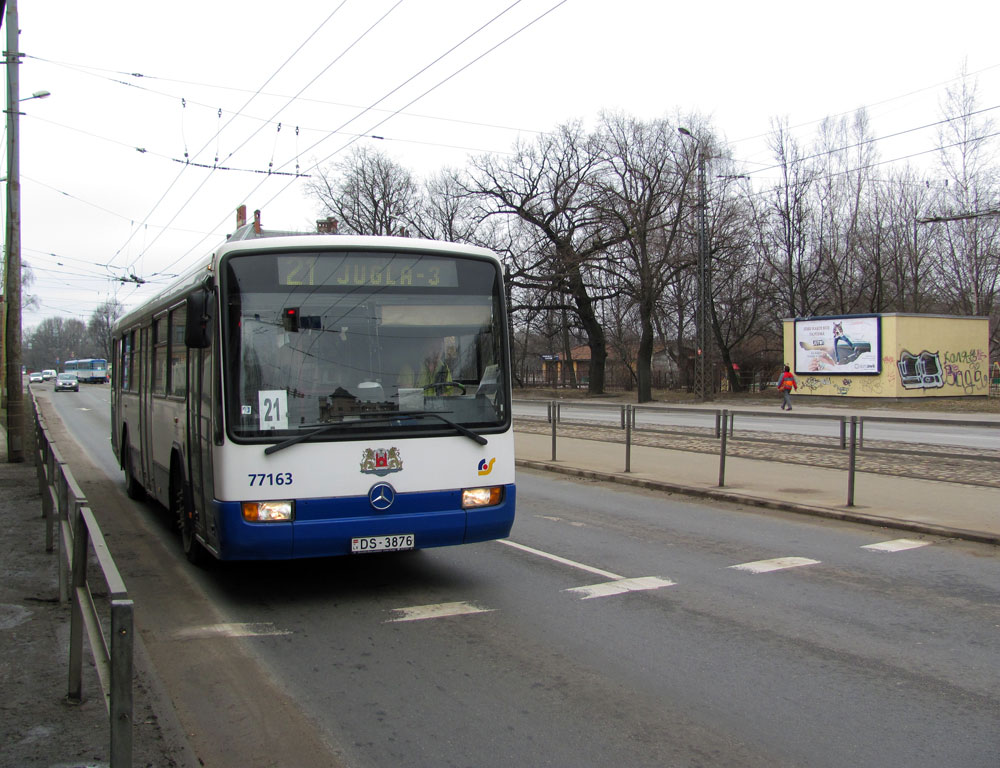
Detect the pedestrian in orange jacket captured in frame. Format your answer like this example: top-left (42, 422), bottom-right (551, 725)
top-left (778, 364), bottom-right (797, 410)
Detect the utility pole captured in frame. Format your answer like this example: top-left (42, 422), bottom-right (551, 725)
top-left (4, 0), bottom-right (24, 461)
top-left (694, 149), bottom-right (711, 401)
top-left (679, 127), bottom-right (712, 401)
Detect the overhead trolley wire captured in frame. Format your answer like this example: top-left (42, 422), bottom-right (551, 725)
top-left (150, 0), bottom-right (558, 279)
top-left (111, 2), bottom-right (353, 275)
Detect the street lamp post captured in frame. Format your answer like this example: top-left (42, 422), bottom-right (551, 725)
top-left (678, 127), bottom-right (711, 401)
top-left (3, 0), bottom-right (48, 462)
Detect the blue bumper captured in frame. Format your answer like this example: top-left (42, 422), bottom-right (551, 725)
top-left (212, 484), bottom-right (516, 560)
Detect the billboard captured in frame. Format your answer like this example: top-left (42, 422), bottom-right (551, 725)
top-left (794, 315), bottom-right (881, 375)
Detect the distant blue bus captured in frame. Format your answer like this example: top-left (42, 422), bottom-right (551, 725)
top-left (64, 358), bottom-right (109, 384)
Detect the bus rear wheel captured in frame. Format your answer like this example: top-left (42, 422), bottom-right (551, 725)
top-left (172, 468), bottom-right (206, 566)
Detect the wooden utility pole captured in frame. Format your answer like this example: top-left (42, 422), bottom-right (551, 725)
top-left (4, 0), bottom-right (25, 461)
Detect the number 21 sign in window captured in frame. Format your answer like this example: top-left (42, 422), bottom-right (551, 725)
top-left (258, 390), bottom-right (289, 430)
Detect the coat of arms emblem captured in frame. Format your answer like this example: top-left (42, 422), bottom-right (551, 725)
top-left (360, 447), bottom-right (403, 476)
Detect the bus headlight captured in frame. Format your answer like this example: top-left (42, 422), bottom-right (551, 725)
top-left (462, 486), bottom-right (503, 509)
top-left (242, 500), bottom-right (294, 522)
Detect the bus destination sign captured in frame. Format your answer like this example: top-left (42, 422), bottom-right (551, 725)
top-left (278, 254), bottom-right (459, 289)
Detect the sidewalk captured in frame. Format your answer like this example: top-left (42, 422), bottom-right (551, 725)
top-left (0, 422), bottom-right (191, 768)
top-left (515, 429), bottom-right (1000, 546)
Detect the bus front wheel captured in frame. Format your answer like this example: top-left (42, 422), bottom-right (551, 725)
top-left (172, 467), bottom-right (206, 566)
top-left (123, 439), bottom-right (143, 500)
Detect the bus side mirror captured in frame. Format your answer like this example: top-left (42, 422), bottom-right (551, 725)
top-left (185, 290), bottom-right (213, 349)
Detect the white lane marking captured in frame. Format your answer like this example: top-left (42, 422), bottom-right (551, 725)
top-left (174, 622), bottom-right (292, 640)
top-left (729, 557), bottom-right (821, 574)
top-left (387, 601), bottom-right (494, 623)
top-left (537, 515), bottom-right (587, 527)
top-left (497, 539), bottom-right (623, 580)
top-left (565, 576), bottom-right (676, 600)
top-left (861, 539), bottom-right (930, 553)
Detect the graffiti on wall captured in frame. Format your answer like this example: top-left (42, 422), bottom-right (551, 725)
top-left (896, 348), bottom-right (989, 393)
top-left (942, 348), bottom-right (990, 394)
top-left (897, 350), bottom-right (944, 390)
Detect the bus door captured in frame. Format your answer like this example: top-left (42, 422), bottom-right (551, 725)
top-left (187, 344), bottom-right (215, 546)
top-left (139, 325), bottom-right (153, 488)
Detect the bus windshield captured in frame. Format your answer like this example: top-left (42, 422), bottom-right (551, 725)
top-left (222, 249), bottom-right (508, 441)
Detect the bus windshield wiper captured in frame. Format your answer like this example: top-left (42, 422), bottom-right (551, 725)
top-left (395, 411), bottom-right (488, 446)
top-left (263, 410), bottom-right (487, 455)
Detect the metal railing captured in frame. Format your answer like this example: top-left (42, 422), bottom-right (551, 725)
top-left (32, 392), bottom-right (134, 767)
top-left (516, 398), bottom-right (1000, 507)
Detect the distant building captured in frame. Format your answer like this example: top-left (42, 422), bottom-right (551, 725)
top-left (783, 313), bottom-right (990, 398)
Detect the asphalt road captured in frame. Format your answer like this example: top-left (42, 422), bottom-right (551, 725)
top-left (42, 384), bottom-right (1000, 768)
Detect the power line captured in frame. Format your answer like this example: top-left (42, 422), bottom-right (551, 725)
top-left (110, 2), bottom-right (355, 274)
top-left (147, 0), bottom-right (553, 280)
top-left (27, 51), bottom-right (550, 138)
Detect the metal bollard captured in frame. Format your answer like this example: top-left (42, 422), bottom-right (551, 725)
top-left (110, 599), bottom-right (135, 768)
top-left (719, 409), bottom-right (728, 486)
top-left (625, 405), bottom-right (632, 473)
top-left (550, 401), bottom-right (557, 461)
top-left (847, 416), bottom-right (858, 506)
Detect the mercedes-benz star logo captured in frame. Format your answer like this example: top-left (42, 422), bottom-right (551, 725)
top-left (368, 483), bottom-right (396, 511)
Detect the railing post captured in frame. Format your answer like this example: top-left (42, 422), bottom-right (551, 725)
top-left (620, 405), bottom-right (626, 430)
top-left (110, 599), bottom-right (134, 768)
top-left (859, 416), bottom-right (865, 449)
top-left (839, 417), bottom-right (846, 450)
top-left (550, 400), bottom-right (557, 461)
top-left (624, 405), bottom-right (632, 473)
top-left (714, 409), bottom-right (721, 438)
top-left (847, 416), bottom-right (858, 506)
top-left (719, 409), bottom-right (728, 487)
top-left (67, 506), bottom-right (88, 703)
top-left (40, 442), bottom-right (55, 552)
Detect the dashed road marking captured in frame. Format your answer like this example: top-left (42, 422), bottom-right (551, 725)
top-left (537, 515), bottom-right (587, 527)
top-left (565, 576), bottom-right (676, 600)
top-left (174, 622), bottom-right (292, 640)
top-left (387, 601), bottom-right (494, 623)
top-left (498, 539), bottom-right (623, 580)
top-left (729, 557), bottom-right (821, 574)
top-left (861, 539), bottom-right (930, 553)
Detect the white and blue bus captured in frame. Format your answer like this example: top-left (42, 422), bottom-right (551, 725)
top-left (110, 225), bottom-right (515, 563)
top-left (64, 358), bottom-right (109, 383)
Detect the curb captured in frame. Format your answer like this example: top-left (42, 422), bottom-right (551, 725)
top-left (515, 458), bottom-right (1000, 548)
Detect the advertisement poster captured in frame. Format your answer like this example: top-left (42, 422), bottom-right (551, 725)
top-left (794, 316), bottom-right (881, 374)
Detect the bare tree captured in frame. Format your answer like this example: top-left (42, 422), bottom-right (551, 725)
top-left (89, 299), bottom-right (124, 362)
top-left (461, 122), bottom-right (618, 393)
top-left (759, 119), bottom-right (821, 318)
top-left (931, 74), bottom-right (1000, 327)
top-left (810, 110), bottom-right (878, 315)
top-left (25, 318), bottom-right (91, 370)
top-left (593, 113), bottom-right (692, 402)
top-left (880, 167), bottom-right (936, 312)
top-left (306, 145), bottom-right (419, 236)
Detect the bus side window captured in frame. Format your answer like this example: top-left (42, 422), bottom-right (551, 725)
top-left (169, 306), bottom-right (188, 398)
top-left (152, 316), bottom-right (168, 395)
